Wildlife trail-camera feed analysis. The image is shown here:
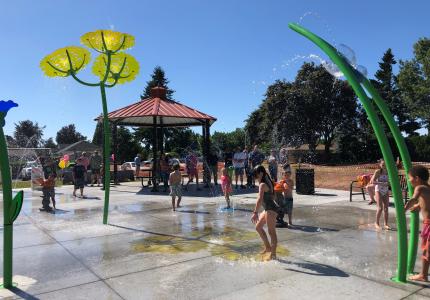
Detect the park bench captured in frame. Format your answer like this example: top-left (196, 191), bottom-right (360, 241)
top-left (349, 174), bottom-right (409, 203)
top-left (136, 168), bottom-right (189, 187)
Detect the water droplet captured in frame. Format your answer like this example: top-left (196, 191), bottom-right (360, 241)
top-left (337, 44), bottom-right (357, 67)
top-left (356, 65), bottom-right (368, 77)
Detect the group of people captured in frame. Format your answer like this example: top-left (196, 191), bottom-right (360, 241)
top-left (35, 146), bottom-right (430, 281)
top-left (37, 151), bottom-right (103, 212)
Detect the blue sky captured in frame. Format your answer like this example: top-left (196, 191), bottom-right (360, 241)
top-left (1, 0), bottom-right (429, 141)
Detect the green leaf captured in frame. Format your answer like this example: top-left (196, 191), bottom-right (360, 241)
top-left (9, 190), bottom-right (23, 223)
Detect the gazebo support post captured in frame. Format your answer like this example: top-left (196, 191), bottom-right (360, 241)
top-left (159, 117), bottom-right (164, 154)
top-left (202, 122), bottom-right (209, 186)
top-left (151, 116), bottom-right (159, 192)
top-left (205, 121), bottom-right (211, 185)
top-left (113, 122), bottom-right (119, 185)
top-left (101, 121), bottom-right (105, 191)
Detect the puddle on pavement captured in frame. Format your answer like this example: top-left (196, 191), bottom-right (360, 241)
top-left (132, 225), bottom-right (290, 262)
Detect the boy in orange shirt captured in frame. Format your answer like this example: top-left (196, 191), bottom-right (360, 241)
top-left (274, 170), bottom-right (294, 228)
top-left (38, 173), bottom-right (56, 212)
top-left (405, 165), bottom-right (430, 282)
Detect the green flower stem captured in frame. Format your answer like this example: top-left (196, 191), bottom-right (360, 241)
top-left (68, 48), bottom-right (112, 225)
top-left (0, 117), bottom-right (13, 288)
top-left (100, 82), bottom-right (111, 224)
top-left (360, 78), bottom-right (417, 273)
top-left (289, 22), bottom-right (408, 282)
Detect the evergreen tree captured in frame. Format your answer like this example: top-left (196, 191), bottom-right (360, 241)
top-left (92, 121), bottom-right (103, 146)
top-left (13, 120), bottom-right (45, 148)
top-left (374, 49), bottom-right (419, 135)
top-left (43, 137), bottom-right (57, 149)
top-left (135, 66), bottom-right (199, 156)
top-left (140, 66), bottom-right (175, 100)
top-left (56, 124), bottom-right (86, 144)
top-left (115, 126), bottom-right (142, 163)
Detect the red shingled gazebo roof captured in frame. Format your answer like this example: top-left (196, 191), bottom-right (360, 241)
top-left (99, 86), bottom-right (216, 127)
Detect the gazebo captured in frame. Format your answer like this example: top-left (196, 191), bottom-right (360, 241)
top-left (98, 86), bottom-right (217, 191)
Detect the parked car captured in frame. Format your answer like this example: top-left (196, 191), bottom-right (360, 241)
top-left (121, 162), bottom-right (136, 171)
top-left (20, 161), bottom-right (40, 180)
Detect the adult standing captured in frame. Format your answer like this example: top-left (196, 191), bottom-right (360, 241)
top-left (206, 148), bottom-right (219, 186)
top-left (279, 146), bottom-right (291, 173)
top-left (79, 152), bottom-right (90, 184)
top-left (233, 147), bottom-right (247, 189)
top-left (159, 153), bottom-right (170, 192)
top-left (134, 153), bottom-right (141, 178)
top-left (244, 147), bottom-right (252, 188)
top-left (90, 151), bottom-right (102, 186)
top-left (268, 149), bottom-right (279, 182)
top-left (185, 150), bottom-right (200, 191)
top-left (248, 145), bottom-right (265, 187)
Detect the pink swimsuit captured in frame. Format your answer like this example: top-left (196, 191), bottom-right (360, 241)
top-left (221, 175), bottom-right (232, 194)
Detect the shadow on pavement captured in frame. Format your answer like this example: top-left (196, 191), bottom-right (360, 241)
top-left (8, 287), bottom-right (40, 300)
top-left (312, 193), bottom-right (338, 197)
top-left (278, 259), bottom-right (349, 277)
top-left (287, 225), bottom-right (339, 233)
top-left (177, 209), bottom-right (210, 215)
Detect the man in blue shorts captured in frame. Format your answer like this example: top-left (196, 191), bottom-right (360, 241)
top-left (233, 147), bottom-right (247, 189)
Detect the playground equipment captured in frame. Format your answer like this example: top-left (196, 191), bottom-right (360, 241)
top-left (40, 30), bottom-right (139, 224)
top-left (288, 23), bottom-right (415, 283)
top-left (0, 100), bottom-right (24, 289)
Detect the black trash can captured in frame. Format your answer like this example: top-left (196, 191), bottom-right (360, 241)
top-left (295, 168), bottom-right (315, 195)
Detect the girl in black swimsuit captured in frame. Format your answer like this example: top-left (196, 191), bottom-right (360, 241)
top-left (251, 165), bottom-right (278, 260)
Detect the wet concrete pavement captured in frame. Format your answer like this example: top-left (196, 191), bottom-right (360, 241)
top-left (0, 182), bottom-right (428, 299)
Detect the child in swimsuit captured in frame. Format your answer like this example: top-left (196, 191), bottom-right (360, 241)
top-left (251, 165), bottom-right (278, 260)
top-left (169, 164), bottom-right (182, 211)
top-left (370, 159), bottom-right (391, 230)
top-left (221, 167), bottom-right (232, 208)
top-left (404, 165), bottom-right (430, 282)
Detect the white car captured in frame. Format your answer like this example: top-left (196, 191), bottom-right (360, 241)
top-left (20, 161), bottom-right (40, 180)
top-left (121, 162), bottom-right (136, 171)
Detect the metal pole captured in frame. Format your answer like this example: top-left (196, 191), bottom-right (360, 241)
top-left (151, 116), bottom-right (158, 192)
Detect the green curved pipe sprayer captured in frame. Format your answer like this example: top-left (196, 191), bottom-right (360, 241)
top-left (0, 100), bottom-right (23, 289)
top-left (359, 77), bottom-right (417, 274)
top-left (288, 22), bottom-right (408, 282)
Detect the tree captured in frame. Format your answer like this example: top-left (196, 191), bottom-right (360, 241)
top-left (56, 124), bottom-right (86, 144)
top-left (164, 128), bottom-right (200, 156)
top-left (141, 66), bottom-right (175, 100)
top-left (245, 80), bottom-right (292, 148)
top-left (212, 128), bottom-right (246, 153)
top-left (43, 137), bottom-right (57, 149)
top-left (5, 135), bottom-right (17, 147)
top-left (115, 126), bottom-right (142, 162)
top-left (135, 66), bottom-right (198, 157)
top-left (277, 63), bottom-right (357, 158)
top-left (398, 38), bottom-right (430, 132)
top-left (373, 49), bottom-right (419, 135)
top-left (92, 121), bottom-right (103, 146)
top-left (13, 120), bottom-right (44, 148)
